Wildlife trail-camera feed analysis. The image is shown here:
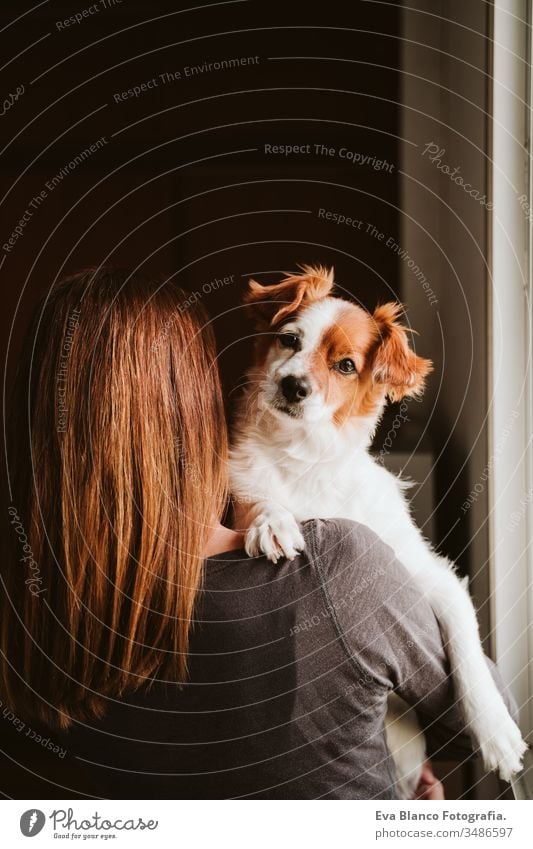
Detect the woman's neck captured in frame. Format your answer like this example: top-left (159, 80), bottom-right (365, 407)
top-left (204, 522), bottom-right (244, 557)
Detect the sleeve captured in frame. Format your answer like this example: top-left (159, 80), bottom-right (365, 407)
top-left (310, 518), bottom-right (519, 761)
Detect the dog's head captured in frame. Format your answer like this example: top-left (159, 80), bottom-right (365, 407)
top-left (245, 264), bottom-right (432, 426)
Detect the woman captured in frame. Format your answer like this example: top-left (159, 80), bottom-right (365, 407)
top-left (1, 268), bottom-right (516, 799)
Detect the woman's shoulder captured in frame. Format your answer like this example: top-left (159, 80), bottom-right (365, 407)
top-left (300, 517), bottom-right (430, 620)
top-left (301, 517), bottom-right (403, 584)
top-left (301, 518), bottom-right (441, 688)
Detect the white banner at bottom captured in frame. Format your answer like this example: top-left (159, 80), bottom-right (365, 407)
top-left (2, 799), bottom-right (532, 848)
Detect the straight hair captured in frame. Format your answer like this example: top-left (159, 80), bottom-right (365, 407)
top-left (1, 268), bottom-right (228, 729)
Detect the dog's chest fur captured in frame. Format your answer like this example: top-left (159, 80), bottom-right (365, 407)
top-left (231, 405), bottom-right (412, 541)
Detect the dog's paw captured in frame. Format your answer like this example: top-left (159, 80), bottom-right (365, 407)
top-left (472, 712), bottom-right (528, 781)
top-left (244, 507), bottom-right (305, 563)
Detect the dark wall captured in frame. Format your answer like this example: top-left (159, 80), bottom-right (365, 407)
top-left (1, 0), bottom-right (400, 401)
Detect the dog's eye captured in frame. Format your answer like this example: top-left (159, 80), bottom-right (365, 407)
top-left (335, 358), bottom-right (357, 375)
top-left (278, 333), bottom-right (299, 350)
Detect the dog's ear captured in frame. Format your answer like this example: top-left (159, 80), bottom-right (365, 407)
top-left (244, 265), bottom-right (335, 327)
top-left (372, 303), bottom-right (432, 401)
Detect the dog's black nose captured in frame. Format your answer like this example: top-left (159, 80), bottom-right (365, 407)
top-left (281, 375), bottom-right (311, 403)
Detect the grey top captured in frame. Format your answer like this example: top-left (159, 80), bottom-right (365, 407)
top-left (65, 518), bottom-right (517, 799)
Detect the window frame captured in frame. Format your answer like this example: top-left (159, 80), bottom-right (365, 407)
top-left (489, 0), bottom-right (532, 743)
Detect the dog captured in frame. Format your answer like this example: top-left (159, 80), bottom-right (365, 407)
top-left (229, 264), bottom-right (527, 798)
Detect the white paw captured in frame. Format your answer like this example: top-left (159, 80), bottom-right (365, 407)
top-left (244, 507), bottom-right (305, 563)
top-left (471, 712), bottom-right (528, 781)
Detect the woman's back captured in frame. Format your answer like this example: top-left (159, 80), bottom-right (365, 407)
top-left (64, 518), bottom-right (508, 799)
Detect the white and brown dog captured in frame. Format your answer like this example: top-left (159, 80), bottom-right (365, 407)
top-left (230, 264), bottom-right (527, 797)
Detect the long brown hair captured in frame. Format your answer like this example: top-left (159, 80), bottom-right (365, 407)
top-left (1, 268), bottom-right (227, 729)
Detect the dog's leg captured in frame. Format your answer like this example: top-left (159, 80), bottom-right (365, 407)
top-left (411, 555), bottom-right (527, 780)
top-left (372, 501), bottom-right (529, 780)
